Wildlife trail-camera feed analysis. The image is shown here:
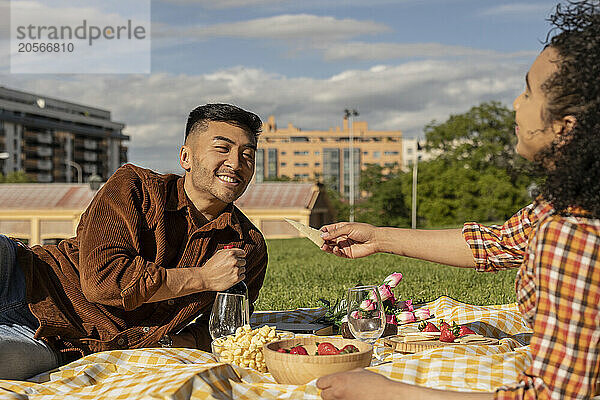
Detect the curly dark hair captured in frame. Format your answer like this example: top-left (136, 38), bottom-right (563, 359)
top-left (534, 0), bottom-right (600, 217)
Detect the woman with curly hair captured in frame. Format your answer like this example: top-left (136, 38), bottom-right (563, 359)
top-left (316, 1), bottom-right (600, 399)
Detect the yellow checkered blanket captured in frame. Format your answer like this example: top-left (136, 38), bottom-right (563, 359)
top-left (0, 297), bottom-right (533, 399)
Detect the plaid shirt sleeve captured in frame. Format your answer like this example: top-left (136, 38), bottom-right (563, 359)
top-left (495, 216), bottom-right (600, 399)
top-left (462, 204), bottom-right (537, 272)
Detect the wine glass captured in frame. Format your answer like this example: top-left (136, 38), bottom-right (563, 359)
top-left (209, 292), bottom-right (248, 340)
top-left (346, 285), bottom-right (386, 344)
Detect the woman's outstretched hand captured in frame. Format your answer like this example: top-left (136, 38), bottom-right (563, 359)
top-left (319, 222), bottom-right (380, 259)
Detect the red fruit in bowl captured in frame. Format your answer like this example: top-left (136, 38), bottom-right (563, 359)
top-left (277, 348), bottom-right (289, 353)
top-left (459, 326), bottom-right (476, 337)
top-left (439, 328), bottom-right (457, 343)
top-left (339, 344), bottom-right (359, 354)
top-left (289, 345), bottom-right (308, 355)
top-left (317, 342), bottom-right (340, 355)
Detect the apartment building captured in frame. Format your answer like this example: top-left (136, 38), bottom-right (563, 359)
top-left (0, 86), bottom-right (128, 183)
top-left (256, 116), bottom-right (403, 199)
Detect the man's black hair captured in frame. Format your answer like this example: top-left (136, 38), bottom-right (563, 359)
top-left (184, 103), bottom-right (262, 143)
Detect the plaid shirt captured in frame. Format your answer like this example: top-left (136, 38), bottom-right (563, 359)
top-left (463, 201), bottom-right (600, 399)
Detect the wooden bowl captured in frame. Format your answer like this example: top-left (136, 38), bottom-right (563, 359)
top-left (263, 337), bottom-right (373, 385)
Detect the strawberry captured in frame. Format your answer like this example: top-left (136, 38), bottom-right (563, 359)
top-left (317, 342), bottom-right (340, 355)
top-left (439, 328), bottom-right (457, 343)
top-left (277, 348), bottom-right (289, 353)
top-left (419, 322), bottom-right (440, 332)
top-left (458, 326), bottom-right (476, 337)
top-left (339, 344), bottom-right (359, 354)
top-left (289, 345), bottom-right (308, 355)
top-left (438, 319), bottom-right (451, 331)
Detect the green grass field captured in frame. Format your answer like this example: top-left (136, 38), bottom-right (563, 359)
top-left (253, 238), bottom-right (518, 311)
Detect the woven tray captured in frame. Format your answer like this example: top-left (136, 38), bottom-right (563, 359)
top-left (383, 335), bottom-right (499, 353)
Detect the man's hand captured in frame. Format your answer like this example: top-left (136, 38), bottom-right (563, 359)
top-left (147, 248), bottom-right (246, 303)
top-left (196, 247), bottom-right (246, 292)
top-left (319, 222), bottom-right (380, 259)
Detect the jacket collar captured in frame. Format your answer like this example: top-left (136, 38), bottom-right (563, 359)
top-left (167, 175), bottom-right (243, 239)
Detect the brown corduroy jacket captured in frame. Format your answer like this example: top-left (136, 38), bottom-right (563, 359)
top-left (14, 163), bottom-right (268, 362)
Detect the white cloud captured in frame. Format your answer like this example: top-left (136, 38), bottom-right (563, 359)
top-left (160, 14), bottom-right (390, 42)
top-left (320, 41), bottom-right (537, 61)
top-left (0, 57), bottom-right (529, 173)
top-left (160, 0), bottom-right (289, 8)
top-left (480, 3), bottom-right (554, 17)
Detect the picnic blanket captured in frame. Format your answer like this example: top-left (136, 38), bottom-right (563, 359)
top-left (0, 296), bottom-right (534, 399)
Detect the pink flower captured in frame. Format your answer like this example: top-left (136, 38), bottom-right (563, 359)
top-left (350, 310), bottom-right (361, 320)
top-left (383, 272), bottom-right (403, 288)
top-left (414, 308), bottom-right (430, 320)
top-left (396, 311), bottom-right (416, 324)
top-left (386, 314), bottom-right (398, 325)
top-left (360, 299), bottom-right (375, 311)
top-left (370, 284), bottom-right (394, 302)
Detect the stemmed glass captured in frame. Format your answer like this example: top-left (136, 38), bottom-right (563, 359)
top-left (208, 292), bottom-right (248, 340)
top-left (346, 285), bottom-right (386, 344)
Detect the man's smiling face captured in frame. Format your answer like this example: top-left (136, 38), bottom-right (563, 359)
top-left (182, 120), bottom-right (256, 208)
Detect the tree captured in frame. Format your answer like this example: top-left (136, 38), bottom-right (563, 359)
top-left (355, 164), bottom-right (409, 227)
top-left (406, 102), bottom-right (536, 226)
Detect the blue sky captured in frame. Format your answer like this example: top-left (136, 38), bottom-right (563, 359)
top-left (0, 0), bottom-right (560, 173)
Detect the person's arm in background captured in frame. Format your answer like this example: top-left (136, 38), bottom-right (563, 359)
top-left (320, 203), bottom-right (537, 271)
top-left (320, 223), bottom-right (475, 267)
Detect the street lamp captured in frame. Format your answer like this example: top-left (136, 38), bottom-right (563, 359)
top-left (411, 139), bottom-right (422, 229)
top-left (344, 108), bottom-right (359, 222)
top-left (66, 160), bottom-right (82, 184)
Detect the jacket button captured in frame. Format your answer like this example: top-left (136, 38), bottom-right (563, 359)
top-left (142, 327), bottom-right (150, 333)
top-left (167, 299), bottom-right (175, 306)
top-left (117, 338), bottom-right (125, 346)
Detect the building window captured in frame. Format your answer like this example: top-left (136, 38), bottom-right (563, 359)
top-left (281, 162), bottom-right (286, 167)
top-left (384, 151), bottom-right (399, 156)
top-left (363, 151), bottom-right (368, 155)
top-left (343, 148), bottom-right (360, 199)
top-left (315, 162), bottom-right (320, 167)
top-left (294, 163), bottom-right (309, 167)
top-left (291, 136), bottom-right (309, 142)
top-left (407, 148), bottom-right (413, 154)
top-left (323, 148), bottom-right (340, 192)
top-left (373, 151), bottom-right (381, 158)
top-left (255, 149), bottom-right (264, 183)
top-left (267, 148), bottom-right (277, 178)
top-left (281, 151), bottom-right (286, 155)
top-left (293, 151), bottom-right (309, 156)
top-left (315, 151), bottom-right (320, 156)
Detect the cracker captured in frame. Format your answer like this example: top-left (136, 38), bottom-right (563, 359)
top-left (284, 218), bottom-right (325, 247)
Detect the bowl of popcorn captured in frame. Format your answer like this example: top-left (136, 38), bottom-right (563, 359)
top-left (263, 337), bottom-right (373, 384)
top-left (211, 325), bottom-right (293, 372)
